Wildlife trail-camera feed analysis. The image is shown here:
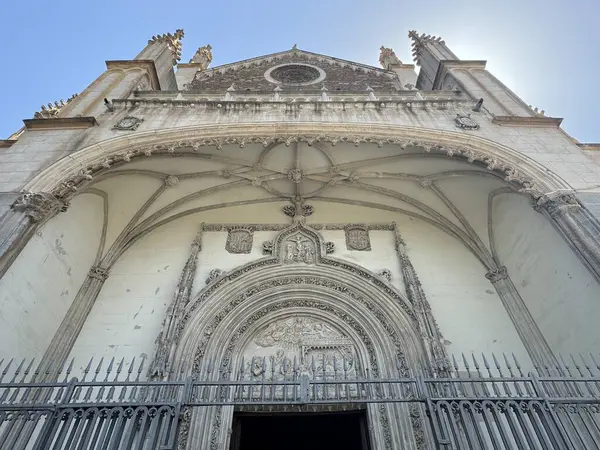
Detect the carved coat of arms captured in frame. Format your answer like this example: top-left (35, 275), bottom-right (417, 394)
top-left (225, 228), bottom-right (253, 254)
top-left (345, 225), bottom-right (371, 251)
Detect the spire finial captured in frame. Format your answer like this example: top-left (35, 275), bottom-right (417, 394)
top-left (148, 29), bottom-right (185, 65)
top-left (190, 44), bottom-right (213, 69)
top-left (379, 46), bottom-right (402, 68)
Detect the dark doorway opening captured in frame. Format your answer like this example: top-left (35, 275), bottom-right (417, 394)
top-left (230, 410), bottom-right (370, 450)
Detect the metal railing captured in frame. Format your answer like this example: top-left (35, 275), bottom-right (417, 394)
top-left (1, 353), bottom-right (600, 449)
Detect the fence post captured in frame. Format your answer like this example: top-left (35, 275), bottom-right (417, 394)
top-left (531, 371), bottom-right (575, 449)
top-left (299, 374), bottom-right (310, 404)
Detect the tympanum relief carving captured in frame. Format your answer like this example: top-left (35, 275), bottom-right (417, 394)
top-left (242, 317), bottom-right (357, 381)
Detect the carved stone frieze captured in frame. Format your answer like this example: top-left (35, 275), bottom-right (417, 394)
top-left (205, 268), bottom-right (224, 285)
top-left (113, 116), bottom-right (144, 131)
top-left (345, 224), bottom-right (371, 251)
top-left (225, 228), bottom-right (253, 254)
top-left (12, 191), bottom-right (69, 223)
top-left (88, 266), bottom-right (109, 281)
top-left (485, 266), bottom-right (509, 283)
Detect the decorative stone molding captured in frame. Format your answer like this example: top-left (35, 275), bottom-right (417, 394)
top-left (262, 240), bottom-right (273, 255)
top-left (113, 116), bottom-right (144, 131)
top-left (148, 29), bottom-right (184, 65)
top-left (205, 268), bottom-right (224, 285)
top-left (287, 169), bottom-right (304, 183)
top-left (455, 113), bottom-right (479, 130)
top-left (225, 228), bottom-right (253, 254)
top-left (533, 193), bottom-right (581, 217)
top-left (345, 224), bottom-right (371, 251)
top-left (485, 266), bottom-right (508, 283)
top-left (282, 204), bottom-right (313, 217)
top-left (88, 266), bottom-right (109, 281)
top-left (12, 191), bottom-right (69, 223)
top-left (325, 241), bottom-right (335, 254)
top-left (378, 269), bottom-right (392, 282)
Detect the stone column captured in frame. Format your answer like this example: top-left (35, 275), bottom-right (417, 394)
top-left (534, 193), bottom-right (600, 282)
top-left (0, 192), bottom-right (69, 279)
top-left (38, 265), bottom-right (110, 378)
top-left (485, 266), bottom-right (556, 369)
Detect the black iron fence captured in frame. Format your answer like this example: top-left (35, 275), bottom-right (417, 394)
top-left (1, 353), bottom-right (600, 449)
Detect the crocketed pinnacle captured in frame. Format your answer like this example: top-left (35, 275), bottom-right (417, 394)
top-left (148, 29), bottom-right (185, 65)
top-left (408, 30), bottom-right (445, 65)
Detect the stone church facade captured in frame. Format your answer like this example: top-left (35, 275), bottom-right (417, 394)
top-left (1, 30), bottom-right (600, 449)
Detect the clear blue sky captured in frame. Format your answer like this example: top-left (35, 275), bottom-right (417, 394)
top-left (1, 0), bottom-right (598, 141)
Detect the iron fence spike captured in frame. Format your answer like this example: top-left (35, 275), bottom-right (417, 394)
top-left (105, 357), bottom-right (115, 381)
top-left (461, 353), bottom-right (470, 370)
top-left (481, 353), bottom-right (491, 370)
top-left (590, 353), bottom-right (600, 374)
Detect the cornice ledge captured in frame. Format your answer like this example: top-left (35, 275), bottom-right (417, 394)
top-left (105, 60), bottom-right (161, 90)
top-left (23, 116), bottom-right (98, 130)
top-left (492, 116), bottom-right (563, 127)
top-left (441, 60), bottom-right (487, 70)
top-left (577, 143), bottom-right (600, 151)
top-left (0, 139), bottom-right (17, 148)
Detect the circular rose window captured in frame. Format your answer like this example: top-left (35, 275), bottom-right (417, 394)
top-left (264, 63), bottom-right (326, 86)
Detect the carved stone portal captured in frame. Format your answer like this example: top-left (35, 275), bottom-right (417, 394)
top-left (225, 228), bottom-right (253, 254)
top-left (345, 225), bottom-right (371, 251)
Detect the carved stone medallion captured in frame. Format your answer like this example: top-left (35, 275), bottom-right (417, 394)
top-left (345, 225), bottom-right (371, 251)
top-left (454, 113), bottom-right (479, 130)
top-left (113, 116), bottom-right (144, 131)
top-left (205, 268), bottom-right (224, 285)
top-left (283, 234), bottom-right (316, 264)
top-left (262, 240), bottom-right (274, 255)
top-left (377, 269), bottom-right (392, 282)
top-left (225, 228), bottom-right (253, 254)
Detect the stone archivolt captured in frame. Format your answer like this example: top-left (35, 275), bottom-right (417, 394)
top-left (168, 221), bottom-right (430, 450)
top-left (22, 123), bottom-right (568, 204)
